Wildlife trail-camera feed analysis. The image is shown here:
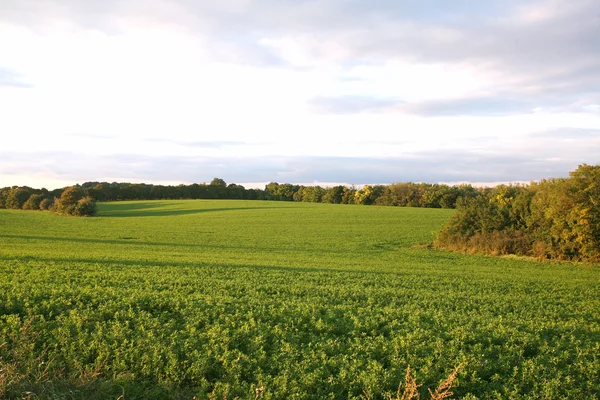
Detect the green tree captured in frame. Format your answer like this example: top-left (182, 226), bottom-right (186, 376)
top-left (354, 185), bottom-right (382, 205)
top-left (210, 178), bottom-right (227, 187)
top-left (53, 186), bottom-right (96, 216)
top-left (5, 187), bottom-right (32, 209)
top-left (227, 183), bottom-right (245, 199)
top-left (293, 187), bottom-right (305, 202)
top-left (265, 182), bottom-right (299, 201)
top-left (39, 197), bottom-right (54, 211)
top-left (301, 186), bottom-right (325, 203)
top-left (528, 165), bottom-right (600, 261)
top-left (569, 164), bottom-right (600, 261)
top-left (341, 187), bottom-right (356, 204)
top-left (73, 196), bottom-right (97, 216)
top-left (0, 188), bottom-right (9, 208)
top-left (22, 194), bottom-right (45, 210)
top-left (322, 186), bottom-right (345, 204)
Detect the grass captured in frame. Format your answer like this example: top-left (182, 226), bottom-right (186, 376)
top-left (0, 200), bottom-right (599, 399)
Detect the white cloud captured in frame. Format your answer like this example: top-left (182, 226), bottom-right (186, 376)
top-left (0, 0), bottom-right (599, 188)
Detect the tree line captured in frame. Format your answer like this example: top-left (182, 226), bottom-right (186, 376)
top-left (435, 164), bottom-right (600, 262)
top-left (0, 185), bottom-right (97, 216)
top-left (1, 178), bottom-right (481, 214)
top-left (81, 179), bottom-right (476, 207)
top-left (2, 164), bottom-right (598, 262)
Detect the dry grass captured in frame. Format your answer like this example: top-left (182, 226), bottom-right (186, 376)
top-left (427, 364), bottom-right (464, 400)
top-left (0, 318), bottom-right (115, 399)
top-left (364, 364), bottom-right (464, 400)
top-left (0, 318), bottom-right (55, 399)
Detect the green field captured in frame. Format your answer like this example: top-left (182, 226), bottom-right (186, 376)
top-left (1, 200), bottom-right (599, 399)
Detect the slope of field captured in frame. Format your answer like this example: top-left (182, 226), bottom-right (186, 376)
top-left (0, 200), bottom-right (599, 399)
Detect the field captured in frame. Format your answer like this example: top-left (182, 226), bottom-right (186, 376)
top-left (1, 200), bottom-right (599, 399)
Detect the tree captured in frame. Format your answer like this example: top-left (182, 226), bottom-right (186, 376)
top-left (22, 193), bottom-right (46, 210)
top-left (436, 164), bottom-right (600, 261)
top-left (293, 187), bottom-right (305, 202)
top-left (322, 186), bottom-right (345, 204)
top-left (53, 186), bottom-right (96, 216)
top-left (0, 188), bottom-right (9, 208)
top-left (73, 196), bottom-right (97, 216)
top-left (569, 164), bottom-right (600, 260)
top-left (210, 178), bottom-right (227, 187)
top-left (354, 185), bottom-right (382, 205)
top-left (227, 183), bottom-right (245, 199)
top-left (341, 187), bottom-right (356, 204)
top-left (527, 165), bottom-right (600, 261)
top-left (265, 182), bottom-right (299, 201)
top-left (39, 197), bottom-right (54, 211)
top-left (301, 186), bottom-right (325, 203)
top-left (5, 187), bottom-right (32, 209)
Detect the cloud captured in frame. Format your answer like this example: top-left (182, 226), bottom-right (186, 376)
top-left (0, 67), bottom-right (31, 88)
top-left (402, 97), bottom-right (533, 117)
top-left (309, 96), bottom-right (401, 114)
top-left (66, 133), bottom-right (118, 140)
top-left (311, 89), bottom-right (599, 117)
top-left (1, 1), bottom-right (592, 65)
top-left (308, 93), bottom-right (587, 117)
top-left (2, 0), bottom-right (598, 92)
top-left (145, 138), bottom-right (262, 148)
top-left (2, 138), bottom-right (598, 188)
top-left (0, 0), bottom-right (599, 188)
top-left (529, 127), bottom-right (600, 139)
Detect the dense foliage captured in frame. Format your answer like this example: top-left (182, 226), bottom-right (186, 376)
top-left (0, 185), bottom-right (96, 216)
top-left (1, 179), bottom-right (479, 211)
top-left (264, 182), bottom-right (478, 208)
top-left (436, 164), bottom-right (600, 262)
top-left (1, 200), bottom-right (599, 399)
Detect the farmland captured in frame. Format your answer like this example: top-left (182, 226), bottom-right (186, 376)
top-left (1, 200), bottom-right (599, 399)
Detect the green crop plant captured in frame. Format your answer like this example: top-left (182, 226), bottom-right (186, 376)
top-left (0, 200), bottom-right (599, 399)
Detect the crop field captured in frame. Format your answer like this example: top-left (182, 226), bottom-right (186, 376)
top-left (1, 200), bottom-right (599, 399)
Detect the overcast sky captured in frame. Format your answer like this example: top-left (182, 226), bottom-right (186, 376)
top-left (1, 0), bottom-right (599, 189)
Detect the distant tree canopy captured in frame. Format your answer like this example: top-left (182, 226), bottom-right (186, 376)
top-left (2, 163), bottom-right (598, 262)
top-left (0, 179), bottom-right (479, 217)
top-left (435, 164), bottom-right (600, 263)
top-left (210, 177), bottom-right (227, 187)
top-left (53, 186), bottom-right (97, 216)
top-left (0, 185), bottom-right (95, 217)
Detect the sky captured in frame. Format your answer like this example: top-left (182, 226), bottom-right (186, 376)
top-left (1, 0), bottom-right (599, 189)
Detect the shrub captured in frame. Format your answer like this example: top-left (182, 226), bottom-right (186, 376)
top-left (39, 197), bottom-right (54, 211)
top-left (52, 186), bottom-right (96, 216)
top-left (0, 189), bottom-right (8, 208)
top-left (73, 196), bottom-right (96, 216)
top-left (467, 230), bottom-right (531, 256)
top-left (436, 164), bottom-right (600, 262)
top-left (22, 194), bottom-right (45, 210)
top-left (53, 186), bottom-right (84, 215)
top-left (5, 188), bottom-right (32, 209)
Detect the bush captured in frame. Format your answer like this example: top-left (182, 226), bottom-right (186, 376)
top-left (73, 196), bottom-right (96, 216)
top-left (39, 197), bottom-right (54, 211)
top-left (467, 230), bottom-right (532, 256)
top-left (0, 189), bottom-right (8, 208)
top-left (52, 186), bottom-right (96, 216)
top-left (436, 164), bottom-right (600, 262)
top-left (22, 194), bottom-right (46, 210)
top-left (5, 188), bottom-right (32, 210)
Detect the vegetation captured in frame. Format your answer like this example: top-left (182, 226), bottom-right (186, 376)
top-left (0, 185), bottom-right (96, 217)
top-left (1, 180), bottom-right (479, 213)
top-left (436, 164), bottom-right (600, 262)
top-left (363, 364), bottom-right (464, 400)
top-left (52, 186), bottom-right (97, 217)
top-left (1, 200), bottom-right (599, 399)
